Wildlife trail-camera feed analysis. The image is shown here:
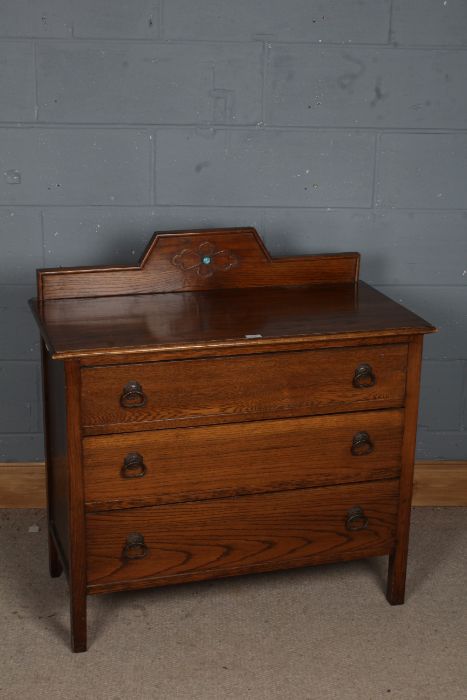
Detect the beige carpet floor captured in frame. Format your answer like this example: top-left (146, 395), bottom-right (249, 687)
top-left (1, 507), bottom-right (466, 700)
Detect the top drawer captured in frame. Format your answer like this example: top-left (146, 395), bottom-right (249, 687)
top-left (81, 344), bottom-right (408, 434)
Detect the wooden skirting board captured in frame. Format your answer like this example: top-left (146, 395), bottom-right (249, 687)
top-left (412, 461), bottom-right (467, 506)
top-left (0, 460), bottom-right (466, 508)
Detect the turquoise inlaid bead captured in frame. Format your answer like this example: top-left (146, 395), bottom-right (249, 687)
top-left (202, 256), bottom-right (211, 265)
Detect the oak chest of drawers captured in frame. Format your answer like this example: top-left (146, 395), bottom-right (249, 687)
top-left (30, 227), bottom-right (435, 652)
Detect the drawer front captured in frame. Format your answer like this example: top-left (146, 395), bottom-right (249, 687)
top-left (83, 409), bottom-right (404, 510)
top-left (81, 344), bottom-right (408, 433)
top-left (86, 479), bottom-right (399, 590)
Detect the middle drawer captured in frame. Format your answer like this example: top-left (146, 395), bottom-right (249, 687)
top-left (83, 409), bottom-right (404, 510)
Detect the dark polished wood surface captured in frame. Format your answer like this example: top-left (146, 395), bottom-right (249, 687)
top-left (41, 344), bottom-right (68, 578)
top-left (37, 227), bottom-right (360, 301)
top-left (31, 282), bottom-right (434, 360)
top-left (83, 409), bottom-right (404, 511)
top-left (81, 343), bottom-right (408, 434)
top-left (31, 227), bottom-right (435, 651)
top-left (86, 479), bottom-right (399, 591)
top-left (387, 335), bottom-right (424, 605)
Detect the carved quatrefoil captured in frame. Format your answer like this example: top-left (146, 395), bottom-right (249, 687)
top-left (172, 241), bottom-right (239, 278)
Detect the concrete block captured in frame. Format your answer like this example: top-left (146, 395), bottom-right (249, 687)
top-left (418, 361), bottom-right (463, 431)
top-left (265, 45), bottom-right (467, 129)
top-left (37, 42), bottom-right (262, 124)
top-left (72, 1), bottom-right (160, 38)
top-left (376, 285), bottom-right (467, 360)
top-left (0, 42), bottom-right (35, 121)
top-left (0, 1), bottom-right (71, 37)
top-left (0, 286), bottom-right (39, 360)
top-left (0, 128), bottom-right (152, 205)
top-left (43, 206), bottom-right (265, 267)
top-left (0, 208), bottom-right (43, 284)
top-left (392, 0), bottom-right (467, 46)
top-left (163, 0), bottom-right (391, 43)
top-left (416, 429), bottom-right (467, 460)
top-left (369, 210), bottom-right (467, 286)
top-left (0, 433), bottom-right (44, 461)
top-left (0, 362), bottom-right (38, 432)
top-left (156, 128), bottom-right (374, 207)
top-left (463, 363), bottom-right (467, 430)
top-left (376, 134), bottom-right (467, 209)
top-left (261, 208), bottom-right (467, 286)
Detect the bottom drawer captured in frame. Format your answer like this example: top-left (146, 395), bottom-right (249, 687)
top-left (86, 479), bottom-right (399, 591)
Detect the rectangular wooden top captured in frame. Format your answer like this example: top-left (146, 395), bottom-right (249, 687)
top-left (31, 282), bottom-right (435, 361)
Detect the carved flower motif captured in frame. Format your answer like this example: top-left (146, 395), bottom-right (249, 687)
top-left (172, 241), bottom-right (239, 278)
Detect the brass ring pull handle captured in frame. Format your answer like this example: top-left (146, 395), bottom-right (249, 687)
top-left (121, 452), bottom-right (147, 479)
top-left (345, 506), bottom-right (369, 532)
top-left (120, 380), bottom-right (147, 409)
top-left (351, 432), bottom-right (374, 456)
top-left (123, 532), bottom-right (149, 560)
top-left (353, 363), bottom-right (376, 388)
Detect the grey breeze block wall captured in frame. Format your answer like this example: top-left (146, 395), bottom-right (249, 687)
top-left (1, 0), bottom-right (467, 462)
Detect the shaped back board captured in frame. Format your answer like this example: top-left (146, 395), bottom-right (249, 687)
top-left (37, 227), bottom-right (360, 301)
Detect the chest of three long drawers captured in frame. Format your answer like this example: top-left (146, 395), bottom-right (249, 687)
top-left (33, 226), bottom-right (435, 651)
top-left (81, 342), bottom-right (407, 592)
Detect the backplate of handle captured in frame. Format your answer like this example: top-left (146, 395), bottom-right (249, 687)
top-left (351, 431), bottom-right (374, 456)
top-left (123, 532), bottom-right (149, 560)
top-left (353, 363), bottom-right (376, 388)
top-left (345, 506), bottom-right (369, 531)
top-left (120, 380), bottom-right (147, 408)
top-left (121, 452), bottom-right (147, 479)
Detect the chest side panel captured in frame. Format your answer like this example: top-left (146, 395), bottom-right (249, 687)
top-left (43, 348), bottom-right (70, 571)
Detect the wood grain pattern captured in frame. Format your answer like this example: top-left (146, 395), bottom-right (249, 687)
top-left (387, 336), bottom-right (423, 606)
top-left (81, 343), bottom-right (408, 434)
top-left (40, 340), bottom-right (62, 578)
top-left (64, 361), bottom-right (87, 653)
top-left (73, 334), bottom-right (417, 368)
top-left (83, 409), bottom-right (404, 510)
top-left (29, 226), bottom-right (436, 651)
top-left (86, 479), bottom-right (400, 592)
top-left (0, 463), bottom-right (46, 508)
top-left (413, 461), bottom-right (467, 506)
top-left (31, 282), bottom-right (435, 362)
top-left (37, 228), bottom-right (360, 301)
top-left (5, 459), bottom-right (463, 508)
top-left (41, 344), bottom-right (68, 576)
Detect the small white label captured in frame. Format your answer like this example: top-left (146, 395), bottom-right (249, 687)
top-left (244, 334), bottom-right (263, 339)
